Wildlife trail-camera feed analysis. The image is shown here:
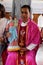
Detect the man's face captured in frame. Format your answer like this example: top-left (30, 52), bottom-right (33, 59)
top-left (21, 8), bottom-right (30, 22)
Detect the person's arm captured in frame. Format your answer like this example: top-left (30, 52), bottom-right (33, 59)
top-left (26, 24), bottom-right (41, 50)
top-left (26, 43), bottom-right (37, 50)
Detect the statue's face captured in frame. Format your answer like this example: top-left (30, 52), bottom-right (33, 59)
top-left (21, 8), bottom-right (30, 22)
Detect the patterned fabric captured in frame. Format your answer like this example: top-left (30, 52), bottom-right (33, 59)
top-left (18, 25), bottom-right (26, 47)
top-left (18, 52), bottom-right (26, 65)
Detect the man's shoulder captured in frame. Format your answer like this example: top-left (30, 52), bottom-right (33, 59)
top-left (30, 20), bottom-right (37, 26)
top-left (28, 20), bottom-right (39, 31)
top-left (30, 20), bottom-right (38, 28)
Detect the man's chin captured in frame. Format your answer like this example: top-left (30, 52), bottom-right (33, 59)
top-left (22, 19), bottom-right (28, 22)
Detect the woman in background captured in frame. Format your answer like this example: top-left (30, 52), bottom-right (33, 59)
top-left (0, 4), bottom-right (9, 65)
top-left (36, 28), bottom-right (43, 65)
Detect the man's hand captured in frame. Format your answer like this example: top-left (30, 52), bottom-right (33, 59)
top-left (19, 42), bottom-right (25, 47)
top-left (20, 47), bottom-right (27, 52)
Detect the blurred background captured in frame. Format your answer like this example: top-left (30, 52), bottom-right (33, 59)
top-left (0, 0), bottom-right (43, 23)
top-left (0, 0), bottom-right (43, 65)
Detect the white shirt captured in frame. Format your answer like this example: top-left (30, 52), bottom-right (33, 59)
top-left (0, 18), bottom-right (8, 37)
top-left (38, 15), bottom-right (43, 28)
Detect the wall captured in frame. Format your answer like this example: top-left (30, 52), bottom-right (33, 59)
top-left (0, 0), bottom-right (43, 23)
top-left (5, 12), bottom-right (43, 24)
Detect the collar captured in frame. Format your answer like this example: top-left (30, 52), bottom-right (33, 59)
top-left (21, 22), bottom-right (28, 27)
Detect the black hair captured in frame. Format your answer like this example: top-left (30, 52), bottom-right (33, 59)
top-left (0, 4), bottom-right (5, 18)
top-left (21, 5), bottom-right (31, 12)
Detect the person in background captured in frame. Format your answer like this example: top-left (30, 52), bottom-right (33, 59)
top-left (5, 5), bottom-right (41, 65)
top-left (0, 4), bottom-right (9, 65)
top-left (36, 28), bottom-right (43, 65)
top-left (38, 15), bottom-right (43, 31)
